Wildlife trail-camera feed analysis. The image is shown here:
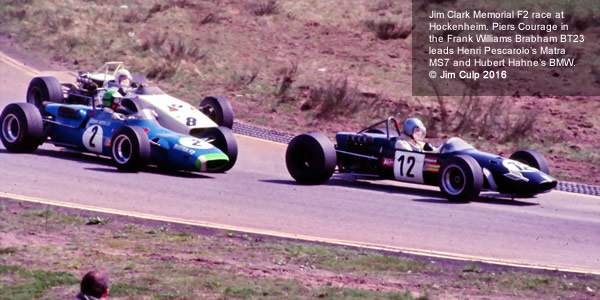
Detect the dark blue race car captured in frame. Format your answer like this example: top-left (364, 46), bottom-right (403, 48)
top-left (285, 117), bottom-right (557, 202)
top-left (0, 102), bottom-right (237, 173)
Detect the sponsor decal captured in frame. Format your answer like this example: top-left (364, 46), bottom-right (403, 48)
top-left (174, 143), bottom-right (196, 155)
top-left (382, 157), bottom-right (395, 167)
top-left (424, 156), bottom-right (438, 163)
top-left (424, 163), bottom-right (441, 172)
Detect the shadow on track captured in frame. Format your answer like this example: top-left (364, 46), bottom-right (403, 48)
top-left (261, 178), bottom-right (539, 206)
top-left (84, 166), bottom-right (213, 179)
top-left (261, 178), bottom-right (443, 198)
top-left (0, 148), bottom-right (213, 179)
top-left (1, 147), bottom-right (107, 164)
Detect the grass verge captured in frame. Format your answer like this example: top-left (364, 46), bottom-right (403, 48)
top-left (1, 199), bottom-right (598, 299)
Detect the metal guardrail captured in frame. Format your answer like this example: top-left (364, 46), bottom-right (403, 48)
top-left (231, 122), bottom-right (600, 197)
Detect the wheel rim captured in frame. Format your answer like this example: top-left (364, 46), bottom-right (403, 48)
top-left (202, 105), bottom-right (217, 121)
top-left (292, 144), bottom-right (314, 171)
top-left (301, 151), bottom-right (311, 169)
top-left (113, 135), bottom-right (133, 164)
top-left (442, 165), bottom-right (466, 195)
top-left (2, 114), bottom-right (20, 143)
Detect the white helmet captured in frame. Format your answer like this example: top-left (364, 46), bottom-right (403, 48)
top-left (115, 69), bottom-right (132, 84)
top-left (403, 118), bottom-right (426, 140)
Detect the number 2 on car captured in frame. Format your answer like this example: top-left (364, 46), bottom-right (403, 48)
top-left (82, 125), bottom-right (103, 153)
top-left (394, 151), bottom-right (425, 183)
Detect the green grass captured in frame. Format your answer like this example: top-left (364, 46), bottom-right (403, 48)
top-left (87, 216), bottom-right (110, 225)
top-left (312, 286), bottom-right (429, 300)
top-left (0, 268), bottom-right (78, 300)
top-left (1, 202), bottom-right (599, 299)
top-left (0, 247), bottom-right (19, 255)
top-left (323, 253), bottom-right (431, 273)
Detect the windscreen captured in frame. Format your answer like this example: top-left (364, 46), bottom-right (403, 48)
top-left (127, 109), bottom-right (158, 121)
top-left (134, 86), bottom-right (164, 95)
top-left (439, 137), bottom-right (475, 153)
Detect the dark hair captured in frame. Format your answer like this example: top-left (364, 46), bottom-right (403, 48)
top-left (81, 270), bottom-right (109, 298)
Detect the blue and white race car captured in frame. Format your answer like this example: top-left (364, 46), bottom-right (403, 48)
top-left (26, 62), bottom-right (234, 135)
top-left (0, 102), bottom-right (237, 173)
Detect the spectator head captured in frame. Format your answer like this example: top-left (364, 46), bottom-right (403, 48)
top-left (81, 270), bottom-right (109, 298)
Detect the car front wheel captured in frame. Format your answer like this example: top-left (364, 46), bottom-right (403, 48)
top-left (111, 126), bottom-right (151, 172)
top-left (285, 133), bottom-right (337, 184)
top-left (439, 155), bottom-right (483, 202)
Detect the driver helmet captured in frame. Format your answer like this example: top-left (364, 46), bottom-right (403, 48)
top-left (403, 117), bottom-right (426, 142)
top-left (102, 89), bottom-right (123, 109)
top-left (115, 69), bottom-right (132, 86)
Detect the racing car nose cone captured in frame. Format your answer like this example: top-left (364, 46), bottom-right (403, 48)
top-left (195, 153), bottom-right (229, 172)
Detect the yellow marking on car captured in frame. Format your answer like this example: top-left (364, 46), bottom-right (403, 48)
top-left (1, 191), bottom-right (598, 275)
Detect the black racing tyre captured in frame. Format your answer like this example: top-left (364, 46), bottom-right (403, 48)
top-left (286, 133), bottom-right (337, 184)
top-left (111, 126), bottom-right (151, 172)
top-left (27, 76), bottom-right (63, 114)
top-left (439, 155), bottom-right (483, 202)
top-left (201, 126), bottom-right (238, 172)
top-left (199, 96), bottom-right (234, 129)
top-left (510, 150), bottom-right (550, 174)
top-left (0, 103), bottom-right (44, 152)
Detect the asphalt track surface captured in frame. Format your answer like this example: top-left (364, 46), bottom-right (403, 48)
top-left (1, 53), bottom-right (599, 274)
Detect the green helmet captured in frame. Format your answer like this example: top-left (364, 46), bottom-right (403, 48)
top-left (102, 90), bottom-right (123, 107)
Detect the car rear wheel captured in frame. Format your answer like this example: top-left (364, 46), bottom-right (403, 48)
top-left (0, 103), bottom-right (45, 152)
top-left (200, 126), bottom-right (238, 172)
top-left (509, 150), bottom-right (550, 174)
top-left (27, 76), bottom-right (63, 114)
top-left (439, 155), bottom-right (483, 202)
top-left (111, 126), bottom-right (150, 172)
top-left (199, 96), bottom-right (234, 129)
top-left (286, 133), bottom-right (337, 184)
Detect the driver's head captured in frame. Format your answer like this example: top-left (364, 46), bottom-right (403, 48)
top-left (116, 69), bottom-right (132, 86)
top-left (102, 90), bottom-right (123, 110)
top-left (403, 118), bottom-right (426, 142)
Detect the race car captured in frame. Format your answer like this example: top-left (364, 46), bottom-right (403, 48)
top-left (26, 62), bottom-right (234, 134)
top-left (0, 102), bottom-right (237, 173)
top-left (285, 117), bottom-right (557, 202)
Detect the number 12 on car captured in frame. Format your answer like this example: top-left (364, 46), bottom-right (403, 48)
top-left (393, 151), bottom-right (425, 183)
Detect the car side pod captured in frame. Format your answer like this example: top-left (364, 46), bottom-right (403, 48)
top-left (439, 155), bottom-right (483, 202)
top-left (0, 103), bottom-right (45, 152)
top-left (111, 126), bottom-right (151, 172)
top-left (286, 133), bottom-right (337, 184)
